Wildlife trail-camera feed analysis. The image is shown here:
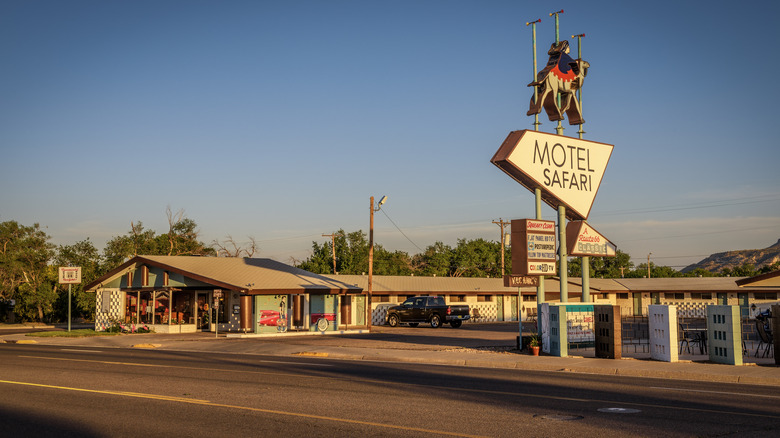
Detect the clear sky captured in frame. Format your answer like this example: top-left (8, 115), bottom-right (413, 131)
top-left (2, 1), bottom-right (779, 270)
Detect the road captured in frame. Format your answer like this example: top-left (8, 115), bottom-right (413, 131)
top-left (1, 343), bottom-right (778, 437)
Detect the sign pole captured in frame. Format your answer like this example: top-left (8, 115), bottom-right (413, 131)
top-left (527, 18), bottom-right (545, 309)
top-left (68, 283), bottom-right (72, 332)
top-left (573, 32), bottom-right (590, 303)
top-left (558, 205), bottom-right (568, 302)
top-left (58, 267), bottom-right (81, 332)
top-left (551, 9), bottom-right (564, 136)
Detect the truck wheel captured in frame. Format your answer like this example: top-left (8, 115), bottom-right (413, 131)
top-left (388, 314), bottom-right (399, 327)
top-left (408, 323), bottom-right (419, 327)
top-left (430, 314), bottom-right (441, 328)
top-left (450, 320), bottom-right (462, 328)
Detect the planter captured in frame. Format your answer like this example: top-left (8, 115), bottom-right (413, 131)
top-left (529, 345), bottom-right (540, 356)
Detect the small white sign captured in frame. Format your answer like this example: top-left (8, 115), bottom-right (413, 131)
top-left (527, 262), bottom-right (557, 275)
top-left (58, 267), bottom-right (82, 284)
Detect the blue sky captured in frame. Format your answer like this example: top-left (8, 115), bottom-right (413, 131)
top-left (2, 0), bottom-right (779, 270)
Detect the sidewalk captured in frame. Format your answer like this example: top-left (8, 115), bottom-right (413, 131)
top-left (2, 328), bottom-right (778, 387)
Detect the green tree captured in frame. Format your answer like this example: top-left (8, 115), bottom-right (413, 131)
top-left (569, 250), bottom-right (634, 278)
top-left (0, 221), bottom-right (55, 321)
top-left (53, 239), bottom-right (103, 321)
top-left (450, 238), bottom-right (502, 278)
top-left (411, 241), bottom-right (453, 277)
top-left (683, 268), bottom-right (716, 277)
top-left (298, 230), bottom-right (372, 275)
top-left (103, 210), bottom-right (214, 270)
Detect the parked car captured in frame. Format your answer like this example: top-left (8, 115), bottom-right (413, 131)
top-left (385, 296), bottom-right (470, 328)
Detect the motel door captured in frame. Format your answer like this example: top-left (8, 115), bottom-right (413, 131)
top-left (633, 293), bottom-right (642, 316)
top-left (197, 292), bottom-right (210, 330)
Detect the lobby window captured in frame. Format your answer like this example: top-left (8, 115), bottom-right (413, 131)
top-left (523, 295), bottom-right (537, 302)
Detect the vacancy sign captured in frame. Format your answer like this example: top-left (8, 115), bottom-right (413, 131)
top-left (566, 221), bottom-right (617, 257)
top-left (511, 219), bottom-right (557, 276)
top-left (491, 130), bottom-right (614, 221)
top-left (59, 267), bottom-right (82, 284)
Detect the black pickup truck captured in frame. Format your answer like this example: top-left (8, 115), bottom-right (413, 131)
top-left (385, 296), bottom-right (470, 328)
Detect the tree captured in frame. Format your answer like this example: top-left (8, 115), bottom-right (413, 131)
top-left (103, 210), bottom-right (214, 270)
top-left (0, 221), bottom-right (55, 321)
top-left (412, 241), bottom-right (454, 277)
top-left (450, 238), bottom-right (502, 278)
top-left (212, 235), bottom-right (258, 257)
top-left (53, 239), bottom-right (103, 321)
top-left (569, 250), bottom-right (635, 278)
top-left (298, 230), bottom-right (372, 275)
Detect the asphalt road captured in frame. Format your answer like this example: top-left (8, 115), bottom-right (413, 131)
top-left (1, 343), bottom-right (778, 437)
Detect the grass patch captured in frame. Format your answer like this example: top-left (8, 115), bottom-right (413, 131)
top-left (27, 329), bottom-right (122, 338)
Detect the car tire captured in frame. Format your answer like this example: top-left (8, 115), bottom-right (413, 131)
top-left (450, 320), bottom-right (462, 328)
top-left (388, 314), bottom-right (399, 327)
top-left (430, 314), bottom-right (441, 328)
top-left (408, 323), bottom-right (419, 327)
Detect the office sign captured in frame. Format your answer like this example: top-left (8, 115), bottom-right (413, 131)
top-left (491, 130), bottom-right (614, 221)
top-left (58, 267), bottom-right (82, 284)
top-left (511, 219), bottom-right (556, 276)
top-left (566, 221), bottom-right (617, 257)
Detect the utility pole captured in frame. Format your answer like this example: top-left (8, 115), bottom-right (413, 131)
top-left (492, 219), bottom-right (510, 276)
top-left (647, 253), bottom-right (652, 278)
top-left (322, 232), bottom-right (342, 274)
top-left (368, 196), bottom-right (387, 331)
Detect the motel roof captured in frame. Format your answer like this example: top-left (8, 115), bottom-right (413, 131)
top-left (85, 255), bottom-right (363, 295)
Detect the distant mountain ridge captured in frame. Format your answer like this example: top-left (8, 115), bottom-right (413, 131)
top-left (682, 239), bottom-right (780, 273)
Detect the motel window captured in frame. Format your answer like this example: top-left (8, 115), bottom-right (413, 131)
top-left (477, 295), bottom-right (493, 302)
top-left (374, 295), bottom-right (389, 302)
top-left (755, 293), bottom-right (778, 300)
top-left (523, 295), bottom-right (537, 302)
top-left (600, 293), bottom-right (609, 300)
top-left (450, 295), bottom-right (466, 302)
top-left (699, 294), bottom-right (712, 300)
top-left (617, 293), bottom-right (629, 300)
top-left (665, 293), bottom-right (684, 300)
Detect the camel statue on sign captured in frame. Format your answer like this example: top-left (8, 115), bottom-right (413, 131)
top-left (527, 40), bottom-right (589, 125)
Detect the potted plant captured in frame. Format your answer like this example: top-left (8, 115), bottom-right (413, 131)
top-left (528, 334), bottom-right (541, 356)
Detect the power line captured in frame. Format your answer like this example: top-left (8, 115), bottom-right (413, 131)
top-left (595, 194), bottom-right (780, 217)
top-left (379, 207), bottom-right (424, 252)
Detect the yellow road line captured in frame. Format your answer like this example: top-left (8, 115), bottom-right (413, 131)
top-left (17, 355), bottom-right (778, 420)
top-left (0, 379), bottom-right (486, 438)
top-left (18, 355), bottom-right (313, 379)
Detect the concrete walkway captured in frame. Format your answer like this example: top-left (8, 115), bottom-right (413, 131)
top-left (1, 323), bottom-right (778, 387)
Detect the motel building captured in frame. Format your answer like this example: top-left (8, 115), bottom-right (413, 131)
top-left (87, 255), bottom-right (779, 335)
top-left (86, 255), bottom-right (366, 335)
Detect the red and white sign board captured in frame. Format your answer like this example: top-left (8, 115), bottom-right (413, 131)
top-left (58, 267), bottom-right (82, 284)
top-left (491, 130), bottom-right (614, 221)
top-left (511, 219), bottom-right (557, 276)
top-left (566, 221), bottom-right (617, 257)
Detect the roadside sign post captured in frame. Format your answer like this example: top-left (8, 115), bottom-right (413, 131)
top-left (214, 289), bottom-right (222, 338)
top-left (59, 267), bottom-right (82, 332)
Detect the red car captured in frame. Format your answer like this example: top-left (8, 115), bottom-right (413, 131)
top-left (258, 310), bottom-right (281, 326)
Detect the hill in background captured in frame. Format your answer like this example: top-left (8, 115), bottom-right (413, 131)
top-left (682, 239), bottom-right (780, 273)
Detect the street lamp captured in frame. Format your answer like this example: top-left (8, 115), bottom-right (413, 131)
top-left (368, 195), bottom-right (387, 330)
